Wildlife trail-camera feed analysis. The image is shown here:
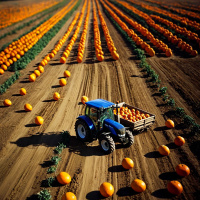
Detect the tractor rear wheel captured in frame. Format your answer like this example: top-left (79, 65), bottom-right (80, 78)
top-left (75, 119), bottom-right (91, 142)
top-left (123, 130), bottom-right (134, 147)
top-left (99, 134), bottom-right (115, 154)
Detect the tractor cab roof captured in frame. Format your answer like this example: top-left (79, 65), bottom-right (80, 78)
top-left (85, 99), bottom-right (115, 109)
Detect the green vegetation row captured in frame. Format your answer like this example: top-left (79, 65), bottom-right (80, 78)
top-left (37, 130), bottom-right (70, 200)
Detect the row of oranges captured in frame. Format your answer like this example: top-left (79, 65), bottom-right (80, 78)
top-left (117, 0), bottom-right (197, 57)
top-left (93, 0), bottom-right (105, 62)
top-left (96, 0), bottom-right (119, 60)
top-left (77, 0), bottom-right (91, 63)
top-left (151, 15), bottom-right (200, 49)
top-left (0, 0), bottom-right (59, 29)
top-left (127, 0), bottom-right (200, 31)
top-left (114, 106), bottom-right (151, 122)
top-left (59, 12), bottom-right (80, 64)
top-left (101, 0), bottom-right (157, 57)
top-left (162, 4), bottom-right (200, 23)
top-left (60, 0), bottom-right (87, 64)
top-left (105, 0), bottom-right (172, 57)
top-left (142, 0), bottom-right (200, 13)
top-left (0, 0), bottom-right (77, 76)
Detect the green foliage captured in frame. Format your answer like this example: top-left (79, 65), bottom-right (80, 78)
top-left (46, 177), bottom-right (56, 187)
top-left (150, 71), bottom-right (159, 83)
top-left (47, 166), bottom-right (57, 174)
top-left (167, 98), bottom-right (175, 107)
top-left (163, 95), bottom-right (169, 102)
top-left (61, 130), bottom-right (71, 146)
top-left (37, 189), bottom-right (51, 200)
top-left (184, 115), bottom-right (195, 127)
top-left (51, 156), bottom-right (61, 165)
top-left (159, 86), bottom-right (167, 95)
top-left (191, 123), bottom-right (200, 135)
top-left (175, 107), bottom-right (185, 117)
top-left (54, 143), bottom-right (66, 154)
top-left (0, 71), bottom-right (20, 94)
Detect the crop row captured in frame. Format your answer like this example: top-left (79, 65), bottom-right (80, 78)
top-left (77, 0), bottom-right (91, 62)
top-left (0, 0), bottom-right (59, 29)
top-left (113, 0), bottom-right (198, 56)
top-left (141, 0), bottom-right (200, 13)
top-left (0, 0), bottom-right (67, 41)
top-left (126, 0), bottom-right (200, 31)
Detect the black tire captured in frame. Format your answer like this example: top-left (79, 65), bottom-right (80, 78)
top-left (123, 130), bottom-right (134, 147)
top-left (75, 119), bottom-right (91, 142)
top-left (99, 134), bottom-right (115, 154)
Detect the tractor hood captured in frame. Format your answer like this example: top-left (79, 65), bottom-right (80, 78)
top-left (104, 118), bottom-right (125, 136)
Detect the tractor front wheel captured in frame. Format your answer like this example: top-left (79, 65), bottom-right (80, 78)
top-left (99, 134), bottom-right (115, 154)
top-left (75, 119), bottom-right (91, 142)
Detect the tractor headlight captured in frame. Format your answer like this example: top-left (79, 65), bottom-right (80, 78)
top-left (118, 127), bottom-right (125, 137)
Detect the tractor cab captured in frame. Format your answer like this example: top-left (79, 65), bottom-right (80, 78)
top-left (85, 99), bottom-right (115, 130)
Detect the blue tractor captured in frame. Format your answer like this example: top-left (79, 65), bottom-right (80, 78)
top-left (75, 99), bottom-right (134, 154)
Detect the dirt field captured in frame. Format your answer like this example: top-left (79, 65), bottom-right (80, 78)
top-left (0, 0), bottom-right (200, 199)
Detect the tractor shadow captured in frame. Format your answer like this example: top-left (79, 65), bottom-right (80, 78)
top-left (10, 132), bottom-right (62, 147)
top-left (68, 136), bottom-right (105, 156)
top-left (68, 136), bottom-right (124, 157)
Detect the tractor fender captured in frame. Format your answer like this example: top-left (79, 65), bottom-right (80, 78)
top-left (77, 115), bottom-right (95, 130)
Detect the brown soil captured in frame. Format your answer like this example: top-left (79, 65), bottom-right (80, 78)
top-left (0, 0), bottom-right (199, 200)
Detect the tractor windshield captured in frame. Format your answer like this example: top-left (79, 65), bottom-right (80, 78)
top-left (100, 108), bottom-right (114, 124)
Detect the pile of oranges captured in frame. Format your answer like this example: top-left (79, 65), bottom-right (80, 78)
top-left (114, 106), bottom-right (150, 122)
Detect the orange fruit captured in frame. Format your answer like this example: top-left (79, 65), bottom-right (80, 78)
top-left (122, 158), bottom-right (134, 169)
top-left (167, 180), bottom-right (183, 195)
top-left (100, 182), bottom-right (114, 197)
top-left (3, 99), bottom-right (12, 107)
top-left (53, 92), bottom-right (60, 101)
top-left (35, 116), bottom-right (44, 125)
top-left (174, 136), bottom-right (185, 146)
top-left (165, 119), bottom-right (175, 128)
top-left (64, 70), bottom-right (71, 78)
top-left (62, 192), bottom-right (77, 200)
top-left (0, 68), bottom-right (4, 75)
top-left (29, 73), bottom-right (36, 82)
top-left (81, 96), bottom-right (88, 104)
top-left (57, 172), bottom-right (71, 185)
top-left (20, 88), bottom-right (26, 96)
top-left (34, 69), bottom-right (40, 77)
top-left (60, 56), bottom-right (66, 64)
top-left (59, 78), bottom-right (67, 86)
top-left (37, 66), bottom-right (44, 73)
top-left (176, 164), bottom-right (190, 177)
top-left (158, 145), bottom-right (170, 156)
top-left (24, 103), bottom-right (32, 111)
top-left (131, 179), bottom-right (146, 192)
